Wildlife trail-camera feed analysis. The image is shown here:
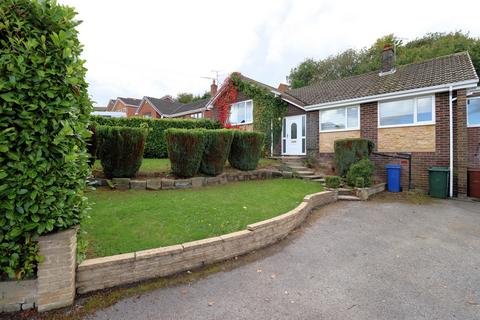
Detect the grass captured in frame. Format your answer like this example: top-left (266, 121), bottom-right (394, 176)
top-left (84, 179), bottom-right (323, 258)
top-left (93, 158), bottom-right (279, 175)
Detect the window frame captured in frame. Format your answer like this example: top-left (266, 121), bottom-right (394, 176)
top-left (378, 95), bottom-right (435, 129)
top-left (319, 105), bottom-right (360, 133)
top-left (467, 97), bottom-right (480, 127)
top-left (229, 99), bottom-right (253, 125)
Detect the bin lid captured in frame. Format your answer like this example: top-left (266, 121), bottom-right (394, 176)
top-left (428, 166), bottom-right (449, 172)
top-left (385, 164), bottom-right (401, 169)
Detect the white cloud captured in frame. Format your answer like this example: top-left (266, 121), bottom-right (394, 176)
top-left (59, 0), bottom-right (480, 105)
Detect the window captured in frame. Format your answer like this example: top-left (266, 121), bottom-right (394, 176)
top-left (143, 112), bottom-right (152, 118)
top-left (320, 106), bottom-right (359, 131)
top-left (291, 123), bottom-right (297, 139)
top-left (190, 112), bottom-right (203, 119)
top-left (379, 95), bottom-right (434, 127)
top-left (467, 97), bottom-right (480, 127)
top-left (229, 100), bottom-right (253, 125)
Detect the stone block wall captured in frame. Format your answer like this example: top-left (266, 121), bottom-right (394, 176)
top-left (76, 190), bottom-right (338, 294)
top-left (0, 280), bottom-right (37, 313)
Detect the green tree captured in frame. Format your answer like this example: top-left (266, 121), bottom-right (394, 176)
top-left (288, 32), bottom-right (480, 89)
top-left (176, 91), bottom-right (211, 103)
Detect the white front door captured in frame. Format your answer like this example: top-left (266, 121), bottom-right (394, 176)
top-left (282, 115), bottom-right (306, 155)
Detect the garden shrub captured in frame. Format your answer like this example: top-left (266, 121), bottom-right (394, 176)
top-left (228, 131), bottom-right (265, 171)
top-left (96, 126), bottom-right (148, 178)
top-left (92, 116), bottom-right (220, 158)
top-left (325, 176), bottom-right (342, 189)
top-left (87, 124), bottom-right (97, 167)
top-left (334, 138), bottom-right (375, 176)
top-left (0, 0), bottom-right (92, 279)
top-left (355, 177), bottom-right (366, 188)
top-left (200, 130), bottom-right (234, 176)
top-left (165, 129), bottom-right (206, 178)
top-left (346, 159), bottom-right (375, 187)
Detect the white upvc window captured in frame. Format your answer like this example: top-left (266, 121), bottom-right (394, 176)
top-left (467, 97), bottom-right (480, 127)
top-left (378, 95), bottom-right (435, 128)
top-left (319, 106), bottom-right (360, 132)
top-left (229, 100), bottom-right (253, 125)
top-left (190, 112), bottom-right (203, 119)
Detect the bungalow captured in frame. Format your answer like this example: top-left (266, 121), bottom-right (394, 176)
top-left (110, 97), bottom-right (142, 117)
top-left (207, 48), bottom-right (480, 197)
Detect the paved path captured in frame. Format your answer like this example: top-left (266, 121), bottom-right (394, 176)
top-left (88, 197), bottom-right (480, 320)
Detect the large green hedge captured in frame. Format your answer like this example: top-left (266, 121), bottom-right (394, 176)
top-left (165, 129), bottom-right (207, 178)
top-left (229, 131), bottom-right (265, 171)
top-left (334, 138), bottom-right (375, 177)
top-left (92, 116), bottom-right (220, 158)
top-left (96, 126), bottom-right (148, 178)
top-left (200, 129), bottom-right (234, 176)
top-left (0, 0), bottom-right (92, 279)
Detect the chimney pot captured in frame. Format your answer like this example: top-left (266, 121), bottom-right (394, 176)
top-left (210, 80), bottom-right (218, 97)
top-left (277, 83), bottom-right (289, 93)
top-left (380, 44), bottom-right (395, 74)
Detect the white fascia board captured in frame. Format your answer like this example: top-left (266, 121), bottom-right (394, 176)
top-left (303, 79), bottom-right (479, 111)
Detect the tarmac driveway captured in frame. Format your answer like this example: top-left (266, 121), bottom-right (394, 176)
top-left (88, 195), bottom-right (480, 320)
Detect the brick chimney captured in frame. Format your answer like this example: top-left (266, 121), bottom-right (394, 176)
top-left (277, 83), bottom-right (289, 93)
top-left (380, 44), bottom-right (395, 74)
top-left (210, 80), bottom-right (218, 97)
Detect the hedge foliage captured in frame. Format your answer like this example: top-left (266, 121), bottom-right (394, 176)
top-left (96, 126), bottom-right (148, 178)
top-left (325, 176), bottom-right (342, 189)
top-left (200, 130), bottom-right (234, 176)
top-left (91, 116), bottom-right (220, 158)
top-left (165, 129), bottom-right (206, 178)
top-left (334, 138), bottom-right (375, 177)
top-left (346, 159), bottom-right (375, 187)
top-left (0, 0), bottom-right (92, 279)
top-left (229, 131), bottom-right (265, 171)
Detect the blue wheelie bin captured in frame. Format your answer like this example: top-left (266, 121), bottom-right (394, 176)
top-left (385, 164), bottom-right (401, 192)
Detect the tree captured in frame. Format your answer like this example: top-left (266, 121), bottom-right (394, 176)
top-left (288, 32), bottom-right (480, 89)
top-left (176, 91), bottom-right (211, 103)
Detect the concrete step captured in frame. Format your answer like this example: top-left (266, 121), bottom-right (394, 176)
top-left (311, 178), bottom-right (325, 183)
top-left (338, 195), bottom-right (361, 201)
top-left (338, 188), bottom-right (355, 196)
top-left (288, 165), bottom-right (309, 170)
top-left (296, 170), bottom-right (315, 176)
top-left (300, 175), bottom-right (324, 180)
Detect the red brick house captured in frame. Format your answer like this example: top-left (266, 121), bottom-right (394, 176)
top-left (111, 97), bottom-right (142, 117)
top-left (207, 49), bottom-right (479, 197)
top-left (135, 94), bottom-right (212, 119)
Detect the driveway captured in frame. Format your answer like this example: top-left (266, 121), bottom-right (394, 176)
top-left (88, 195), bottom-right (480, 320)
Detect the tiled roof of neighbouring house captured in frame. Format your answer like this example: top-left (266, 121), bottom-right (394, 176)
top-left (287, 52), bottom-right (479, 106)
top-left (144, 96), bottom-right (184, 115)
top-left (118, 97), bottom-right (143, 106)
top-left (174, 98), bottom-right (210, 115)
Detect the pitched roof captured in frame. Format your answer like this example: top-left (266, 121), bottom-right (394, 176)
top-left (144, 96), bottom-right (184, 115)
top-left (118, 97), bottom-right (142, 107)
top-left (287, 52), bottom-right (479, 106)
top-left (173, 98), bottom-right (210, 115)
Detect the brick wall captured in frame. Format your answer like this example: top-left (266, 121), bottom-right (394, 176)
top-left (76, 191), bottom-right (337, 294)
top-left (306, 111), bottom-right (319, 156)
top-left (455, 89), bottom-right (468, 195)
top-left (137, 100), bottom-right (161, 118)
top-left (468, 127), bottom-right (480, 169)
top-left (37, 227), bottom-right (77, 312)
top-left (360, 101), bottom-right (378, 148)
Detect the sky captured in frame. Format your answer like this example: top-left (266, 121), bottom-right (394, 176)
top-left (59, 0), bottom-right (480, 106)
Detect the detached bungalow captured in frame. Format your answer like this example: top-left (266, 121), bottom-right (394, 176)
top-left (207, 48), bottom-right (480, 197)
top-left (135, 94), bottom-right (212, 119)
top-left (111, 97), bottom-right (142, 117)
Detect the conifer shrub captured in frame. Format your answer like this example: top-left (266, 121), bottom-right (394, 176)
top-left (96, 126), bottom-right (148, 178)
top-left (334, 138), bottom-right (375, 176)
top-left (346, 159), bottom-right (375, 187)
top-left (228, 131), bottom-right (265, 171)
top-left (165, 129), bottom-right (206, 178)
top-left (200, 130), bottom-right (234, 176)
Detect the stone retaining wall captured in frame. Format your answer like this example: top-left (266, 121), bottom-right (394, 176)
top-left (76, 190), bottom-right (337, 294)
top-left (97, 169), bottom-right (292, 191)
top-left (0, 279), bottom-right (37, 313)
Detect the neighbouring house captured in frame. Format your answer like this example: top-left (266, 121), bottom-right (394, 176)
top-left (105, 99), bottom-right (117, 111)
top-left (111, 97), bottom-right (142, 117)
top-left (207, 48), bottom-right (480, 197)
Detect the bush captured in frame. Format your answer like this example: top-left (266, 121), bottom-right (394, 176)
top-left (355, 177), bottom-right (365, 188)
top-left (228, 131), bottom-right (265, 171)
top-left (0, 0), bottom-right (92, 279)
top-left (346, 159), bottom-right (375, 187)
top-left (87, 124), bottom-right (97, 167)
top-left (96, 126), bottom-right (148, 178)
top-left (166, 129), bottom-right (207, 178)
top-left (325, 176), bottom-right (342, 189)
top-left (92, 116), bottom-right (220, 158)
top-left (200, 130), bottom-right (234, 176)
top-left (334, 138), bottom-right (375, 177)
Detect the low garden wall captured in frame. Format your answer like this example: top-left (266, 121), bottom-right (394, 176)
top-left (96, 169), bottom-right (293, 190)
top-left (76, 190), bottom-right (337, 294)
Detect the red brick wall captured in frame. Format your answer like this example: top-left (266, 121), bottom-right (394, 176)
top-left (137, 100), bottom-right (160, 118)
top-left (454, 89), bottom-right (468, 195)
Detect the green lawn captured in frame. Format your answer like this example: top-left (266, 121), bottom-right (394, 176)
top-left (84, 179), bottom-right (323, 258)
top-left (93, 158), bottom-right (279, 175)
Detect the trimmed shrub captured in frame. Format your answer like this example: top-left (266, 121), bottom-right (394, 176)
top-left (87, 124), bottom-right (97, 167)
top-left (165, 129), bottom-right (207, 178)
top-left (334, 138), bottom-right (375, 176)
top-left (229, 131), bottom-right (265, 171)
top-left (200, 130), bottom-right (234, 176)
top-left (346, 159), bottom-right (375, 187)
top-left (0, 0), bottom-right (92, 279)
top-left (355, 177), bottom-right (365, 188)
top-left (96, 126), bottom-right (148, 178)
top-left (325, 176), bottom-right (342, 189)
top-left (92, 116), bottom-right (220, 158)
